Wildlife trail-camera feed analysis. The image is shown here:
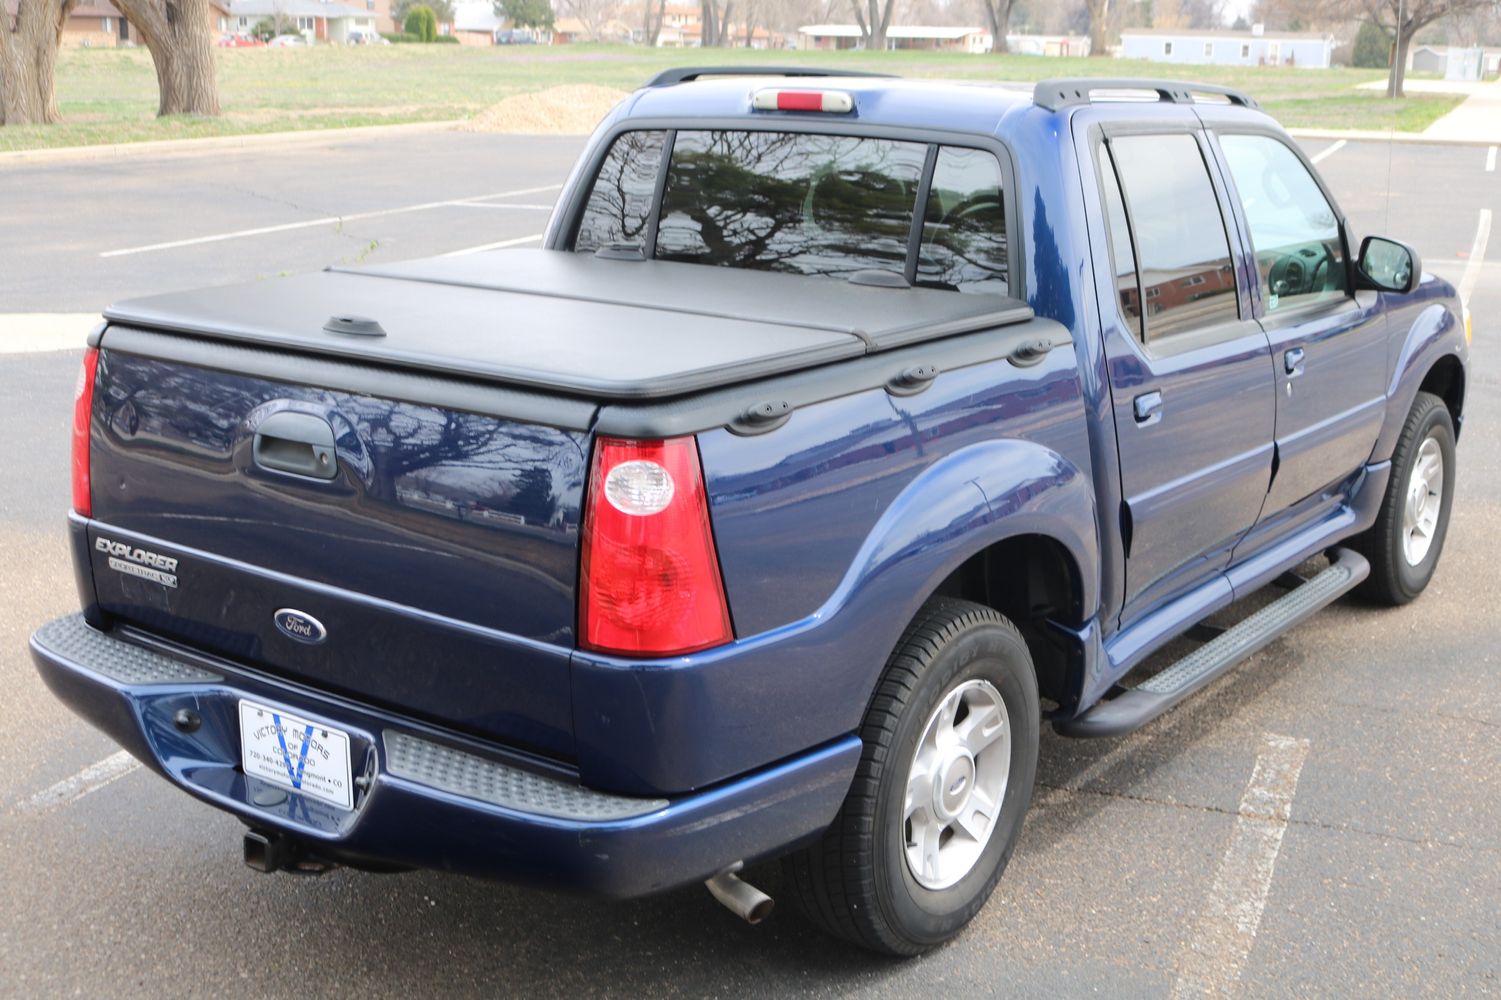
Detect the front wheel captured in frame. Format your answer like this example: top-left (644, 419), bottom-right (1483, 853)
top-left (1354, 391), bottom-right (1457, 605)
top-left (783, 598), bottom-right (1039, 955)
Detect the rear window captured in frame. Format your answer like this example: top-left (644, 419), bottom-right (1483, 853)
top-left (574, 129), bottom-right (1010, 294)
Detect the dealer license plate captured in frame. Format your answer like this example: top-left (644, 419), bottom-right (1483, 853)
top-left (238, 699), bottom-right (354, 810)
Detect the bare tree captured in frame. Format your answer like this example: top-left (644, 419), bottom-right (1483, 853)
top-left (1359, 0), bottom-right (1500, 96)
top-left (112, 0), bottom-right (220, 116)
top-left (558, 0), bottom-right (612, 38)
top-left (978, 0), bottom-right (1017, 52)
top-left (0, 0), bottom-right (79, 125)
top-left (1085, 0), bottom-right (1109, 55)
top-left (641, 0), bottom-right (666, 44)
top-left (849, 0), bottom-right (894, 48)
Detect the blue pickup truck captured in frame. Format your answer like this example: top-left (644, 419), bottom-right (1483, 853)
top-left (33, 71), bottom-right (1469, 954)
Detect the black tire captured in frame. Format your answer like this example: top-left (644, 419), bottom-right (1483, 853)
top-left (783, 597), bottom-right (1039, 956)
top-left (1353, 391), bottom-right (1457, 605)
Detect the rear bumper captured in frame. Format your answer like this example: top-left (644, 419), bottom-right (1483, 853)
top-left (30, 614), bottom-right (859, 898)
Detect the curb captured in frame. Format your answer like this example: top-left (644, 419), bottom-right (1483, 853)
top-left (0, 119), bottom-right (465, 168)
top-left (1286, 127), bottom-right (1500, 147)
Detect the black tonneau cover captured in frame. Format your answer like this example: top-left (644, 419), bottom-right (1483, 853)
top-left (102, 248), bottom-right (1034, 400)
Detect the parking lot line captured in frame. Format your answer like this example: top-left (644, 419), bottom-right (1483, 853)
top-left (17, 751), bottom-right (140, 815)
top-left (99, 184), bottom-right (562, 258)
top-left (441, 233), bottom-right (545, 256)
top-left (1310, 139), bottom-right (1346, 164)
top-left (1459, 209), bottom-right (1492, 308)
top-left (1170, 733), bottom-right (1310, 1000)
top-left (1487, 146), bottom-right (1497, 172)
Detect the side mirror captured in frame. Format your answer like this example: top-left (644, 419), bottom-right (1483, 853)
top-left (1357, 236), bottom-right (1421, 294)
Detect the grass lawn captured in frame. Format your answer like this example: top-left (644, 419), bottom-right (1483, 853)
top-left (0, 44), bottom-right (1463, 152)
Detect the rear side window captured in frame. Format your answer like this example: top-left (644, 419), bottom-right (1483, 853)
top-left (917, 147), bottom-right (1009, 294)
top-left (1218, 133), bottom-right (1347, 313)
top-left (656, 131), bottom-right (927, 278)
top-left (574, 130), bottom-right (667, 254)
top-left (1108, 133), bottom-right (1239, 342)
top-left (571, 130), bottom-right (1010, 293)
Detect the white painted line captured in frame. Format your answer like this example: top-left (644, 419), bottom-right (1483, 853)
top-left (18, 751), bottom-right (141, 814)
top-left (1171, 733), bottom-right (1311, 1000)
top-left (440, 233), bottom-right (545, 257)
top-left (0, 313), bottom-right (98, 354)
top-left (1487, 145), bottom-right (1497, 172)
top-left (1458, 208), bottom-right (1492, 308)
top-left (450, 202), bottom-right (555, 211)
top-left (1310, 139), bottom-right (1346, 164)
top-left (100, 184), bottom-right (562, 258)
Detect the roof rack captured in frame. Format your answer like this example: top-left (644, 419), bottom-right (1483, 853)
top-left (1033, 78), bottom-right (1259, 111)
top-left (645, 66), bottom-right (898, 88)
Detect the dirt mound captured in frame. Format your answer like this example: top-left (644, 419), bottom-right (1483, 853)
top-left (461, 85), bottom-right (631, 135)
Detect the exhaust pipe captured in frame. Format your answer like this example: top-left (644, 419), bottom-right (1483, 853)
top-left (705, 871), bottom-right (774, 924)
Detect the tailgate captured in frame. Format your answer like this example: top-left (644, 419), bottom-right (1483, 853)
top-left (84, 335), bottom-right (592, 760)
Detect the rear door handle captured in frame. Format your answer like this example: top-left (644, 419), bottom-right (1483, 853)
top-left (1133, 390), bottom-right (1164, 426)
top-left (254, 411), bottom-right (338, 480)
top-left (1284, 347), bottom-right (1306, 377)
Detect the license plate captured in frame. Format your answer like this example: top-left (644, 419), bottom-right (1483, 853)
top-left (238, 699), bottom-right (353, 810)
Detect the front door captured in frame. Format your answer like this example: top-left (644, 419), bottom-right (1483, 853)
top-left (1212, 132), bottom-right (1387, 518)
top-left (1091, 129), bottom-right (1278, 623)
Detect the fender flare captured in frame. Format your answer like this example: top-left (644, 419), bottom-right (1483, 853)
top-left (1373, 295), bottom-right (1466, 461)
top-left (816, 438), bottom-right (1101, 645)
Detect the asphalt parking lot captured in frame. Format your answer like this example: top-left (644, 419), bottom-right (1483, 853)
top-left (0, 130), bottom-right (1497, 998)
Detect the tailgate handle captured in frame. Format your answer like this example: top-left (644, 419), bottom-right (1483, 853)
top-left (254, 412), bottom-right (338, 480)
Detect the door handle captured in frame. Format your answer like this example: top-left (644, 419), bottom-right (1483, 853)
top-left (1133, 390), bottom-right (1164, 426)
top-left (1284, 347), bottom-right (1306, 377)
top-left (253, 411), bottom-right (338, 480)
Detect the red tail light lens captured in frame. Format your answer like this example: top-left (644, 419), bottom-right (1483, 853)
top-left (579, 436), bottom-right (733, 657)
top-left (72, 347), bottom-right (99, 517)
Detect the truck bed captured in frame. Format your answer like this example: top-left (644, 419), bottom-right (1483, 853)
top-left (101, 249), bottom-right (1035, 400)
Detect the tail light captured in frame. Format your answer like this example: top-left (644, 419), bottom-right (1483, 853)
top-left (72, 347), bottom-right (99, 517)
top-left (579, 436), bottom-right (732, 657)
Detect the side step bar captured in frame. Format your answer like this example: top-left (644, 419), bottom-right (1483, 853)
top-left (1056, 548), bottom-right (1369, 738)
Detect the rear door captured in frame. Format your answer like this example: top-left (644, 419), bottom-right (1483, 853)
top-left (1086, 126), bottom-right (1277, 622)
top-left (1208, 130), bottom-right (1387, 518)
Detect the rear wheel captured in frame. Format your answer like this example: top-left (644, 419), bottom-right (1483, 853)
top-left (784, 598), bottom-right (1039, 955)
top-left (1354, 391), bottom-right (1457, 605)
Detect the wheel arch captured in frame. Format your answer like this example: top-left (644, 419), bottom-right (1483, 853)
top-left (1418, 353), bottom-right (1466, 439)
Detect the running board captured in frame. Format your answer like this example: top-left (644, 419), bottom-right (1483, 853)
top-left (1055, 547), bottom-right (1369, 738)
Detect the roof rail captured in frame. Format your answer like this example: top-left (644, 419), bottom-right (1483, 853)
top-left (1033, 78), bottom-right (1259, 111)
top-left (645, 66), bottom-right (898, 88)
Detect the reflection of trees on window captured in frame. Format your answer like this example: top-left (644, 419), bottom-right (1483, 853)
top-left (1108, 133), bottom-right (1240, 342)
top-left (656, 131), bottom-right (927, 280)
top-left (916, 147), bottom-right (1008, 294)
top-left (574, 130), bottom-right (666, 254)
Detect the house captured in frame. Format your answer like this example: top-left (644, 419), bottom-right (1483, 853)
top-left (550, 16), bottom-right (632, 43)
top-left (223, 0), bottom-right (374, 41)
top-left (1118, 26), bottom-right (1335, 68)
top-left (798, 24), bottom-right (991, 53)
top-left (25, 0), bottom-right (229, 47)
top-left (1004, 33), bottom-right (1090, 57)
top-left (453, 0), bottom-right (501, 44)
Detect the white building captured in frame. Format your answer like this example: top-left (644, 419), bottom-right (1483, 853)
top-left (1119, 26), bottom-right (1335, 69)
top-left (798, 24), bottom-right (992, 53)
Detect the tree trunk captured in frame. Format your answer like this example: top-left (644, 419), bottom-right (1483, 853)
top-left (0, 0), bottom-right (77, 126)
top-left (1387, 20), bottom-right (1412, 98)
top-left (642, 0), bottom-right (665, 46)
top-left (1086, 0), bottom-right (1109, 57)
top-left (113, 0), bottom-right (220, 116)
top-left (984, 0), bottom-right (1012, 54)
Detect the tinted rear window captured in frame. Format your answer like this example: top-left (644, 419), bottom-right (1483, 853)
top-left (573, 130), bottom-right (1010, 293)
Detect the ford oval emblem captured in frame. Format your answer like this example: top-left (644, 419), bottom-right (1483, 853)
top-left (273, 608), bottom-right (327, 645)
